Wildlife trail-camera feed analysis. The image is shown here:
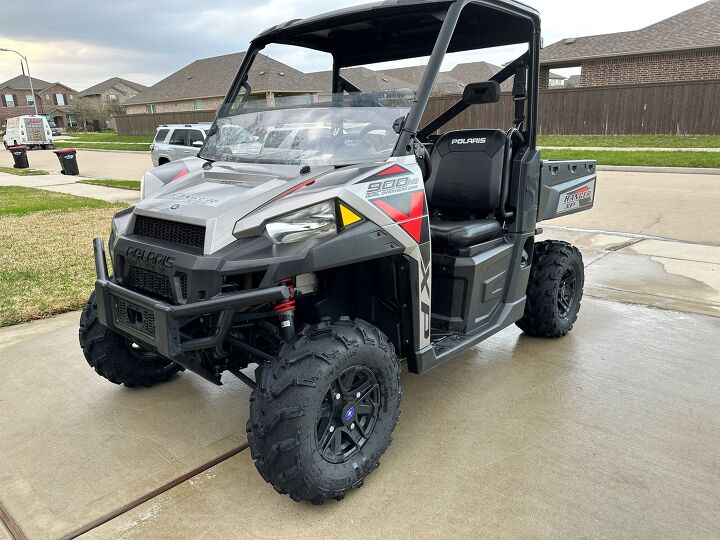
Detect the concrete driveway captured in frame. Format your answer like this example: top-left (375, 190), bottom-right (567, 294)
top-left (1, 226), bottom-right (719, 539)
top-left (1, 164), bottom-right (719, 538)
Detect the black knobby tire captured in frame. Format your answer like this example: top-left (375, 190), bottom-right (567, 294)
top-left (516, 240), bottom-right (584, 338)
top-left (79, 293), bottom-right (183, 387)
top-left (247, 318), bottom-right (402, 504)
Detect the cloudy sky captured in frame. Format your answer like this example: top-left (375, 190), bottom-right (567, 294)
top-left (0, 0), bottom-right (709, 90)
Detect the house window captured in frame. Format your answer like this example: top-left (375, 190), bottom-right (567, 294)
top-left (4, 94), bottom-right (15, 107)
top-left (194, 99), bottom-right (203, 110)
top-left (67, 114), bottom-right (77, 128)
top-left (109, 94), bottom-right (117, 101)
top-left (146, 104), bottom-right (157, 113)
top-left (55, 93), bottom-right (66, 105)
top-left (26, 95), bottom-right (35, 106)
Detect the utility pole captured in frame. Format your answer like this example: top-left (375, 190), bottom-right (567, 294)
top-left (0, 48), bottom-right (39, 115)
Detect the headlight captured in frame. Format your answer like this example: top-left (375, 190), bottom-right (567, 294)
top-left (265, 201), bottom-right (336, 244)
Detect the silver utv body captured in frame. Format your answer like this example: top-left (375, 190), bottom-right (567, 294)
top-left (94, 0), bottom-right (596, 383)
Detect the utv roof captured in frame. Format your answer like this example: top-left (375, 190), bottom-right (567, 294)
top-left (255, 0), bottom-right (540, 67)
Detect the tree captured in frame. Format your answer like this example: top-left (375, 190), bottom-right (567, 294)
top-left (67, 97), bottom-right (104, 131)
top-left (105, 99), bottom-right (126, 118)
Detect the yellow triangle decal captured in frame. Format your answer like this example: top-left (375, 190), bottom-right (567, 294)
top-left (339, 204), bottom-right (362, 227)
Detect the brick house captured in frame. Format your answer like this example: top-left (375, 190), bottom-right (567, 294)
top-left (79, 77), bottom-right (148, 129)
top-left (0, 75), bottom-right (78, 128)
top-left (540, 0), bottom-right (720, 87)
top-left (124, 52), bottom-right (324, 115)
top-left (79, 77), bottom-right (147, 109)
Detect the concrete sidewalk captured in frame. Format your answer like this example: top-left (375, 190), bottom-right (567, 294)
top-left (0, 173), bottom-right (140, 204)
top-left (1, 229), bottom-right (719, 538)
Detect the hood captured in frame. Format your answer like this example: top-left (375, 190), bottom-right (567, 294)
top-left (134, 161), bottom-right (334, 253)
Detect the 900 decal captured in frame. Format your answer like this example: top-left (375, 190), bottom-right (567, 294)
top-left (366, 176), bottom-right (421, 199)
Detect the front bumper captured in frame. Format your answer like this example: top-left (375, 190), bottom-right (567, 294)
top-left (92, 238), bottom-right (289, 381)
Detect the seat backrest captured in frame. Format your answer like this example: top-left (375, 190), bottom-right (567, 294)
top-left (425, 129), bottom-right (506, 216)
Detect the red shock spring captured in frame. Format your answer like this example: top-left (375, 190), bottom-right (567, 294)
top-left (274, 278), bottom-right (296, 314)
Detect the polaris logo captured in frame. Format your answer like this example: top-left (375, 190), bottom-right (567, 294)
top-left (126, 246), bottom-right (175, 271)
top-left (452, 137), bottom-right (486, 145)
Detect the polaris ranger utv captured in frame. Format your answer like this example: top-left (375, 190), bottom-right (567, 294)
top-left (80, 0), bottom-right (597, 504)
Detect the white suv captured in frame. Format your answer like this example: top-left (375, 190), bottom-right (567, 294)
top-left (151, 123), bottom-right (211, 166)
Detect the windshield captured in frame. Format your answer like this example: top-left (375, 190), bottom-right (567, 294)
top-left (201, 93), bottom-right (413, 166)
top-left (199, 47), bottom-right (416, 166)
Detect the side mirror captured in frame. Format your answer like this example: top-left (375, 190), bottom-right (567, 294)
top-left (192, 140), bottom-right (204, 148)
top-left (462, 81), bottom-right (501, 105)
top-left (392, 116), bottom-right (406, 135)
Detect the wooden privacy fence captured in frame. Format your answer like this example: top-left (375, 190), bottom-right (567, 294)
top-left (115, 79), bottom-right (720, 136)
top-left (114, 110), bottom-right (216, 136)
top-left (423, 79), bottom-right (720, 135)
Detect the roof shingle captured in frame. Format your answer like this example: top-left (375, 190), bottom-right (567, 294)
top-left (125, 52), bottom-right (324, 105)
top-left (541, 0), bottom-right (720, 67)
top-left (80, 77), bottom-right (148, 97)
top-left (0, 75), bottom-right (53, 91)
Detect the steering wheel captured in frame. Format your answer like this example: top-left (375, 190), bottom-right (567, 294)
top-left (331, 135), bottom-right (374, 156)
top-left (360, 123), bottom-right (395, 151)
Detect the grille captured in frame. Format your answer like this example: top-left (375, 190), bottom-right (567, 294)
top-left (128, 267), bottom-right (174, 301)
top-left (113, 297), bottom-right (156, 337)
top-left (134, 215), bottom-right (205, 249)
top-left (180, 273), bottom-right (188, 300)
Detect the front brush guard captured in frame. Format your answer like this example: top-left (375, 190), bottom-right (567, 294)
top-left (92, 238), bottom-right (290, 384)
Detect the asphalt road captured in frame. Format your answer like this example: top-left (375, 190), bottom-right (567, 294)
top-left (0, 148), bottom-right (151, 181)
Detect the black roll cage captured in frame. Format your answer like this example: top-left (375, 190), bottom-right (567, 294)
top-left (218, 0), bottom-right (541, 156)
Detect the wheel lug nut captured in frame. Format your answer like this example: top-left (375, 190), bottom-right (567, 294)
top-left (356, 392), bottom-right (361, 398)
top-left (329, 425), bottom-right (335, 432)
top-left (350, 423), bottom-right (355, 430)
top-left (335, 393), bottom-right (341, 400)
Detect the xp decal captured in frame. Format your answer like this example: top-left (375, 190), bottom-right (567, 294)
top-left (557, 179), bottom-right (595, 214)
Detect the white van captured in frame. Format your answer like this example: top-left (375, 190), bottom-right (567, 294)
top-left (2, 115), bottom-right (54, 149)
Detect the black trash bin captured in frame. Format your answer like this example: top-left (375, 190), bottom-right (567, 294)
top-left (9, 146), bottom-right (29, 169)
top-left (53, 148), bottom-right (79, 175)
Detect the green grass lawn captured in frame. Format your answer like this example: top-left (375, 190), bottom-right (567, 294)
top-left (0, 166), bottom-right (49, 176)
top-left (0, 186), bottom-right (117, 217)
top-left (60, 132), bottom-right (152, 143)
top-left (56, 132), bottom-right (152, 152)
top-left (78, 179), bottom-right (141, 191)
top-left (59, 142), bottom-right (150, 152)
top-left (541, 149), bottom-right (720, 168)
top-left (538, 134), bottom-right (720, 149)
top-left (0, 186), bottom-right (126, 326)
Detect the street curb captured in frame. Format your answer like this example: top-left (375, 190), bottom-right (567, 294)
top-left (597, 165), bottom-right (720, 175)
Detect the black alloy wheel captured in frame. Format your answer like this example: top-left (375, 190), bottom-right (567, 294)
top-left (316, 366), bottom-right (380, 463)
top-left (557, 267), bottom-right (577, 319)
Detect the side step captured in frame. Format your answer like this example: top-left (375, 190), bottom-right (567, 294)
top-left (412, 299), bottom-right (525, 374)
